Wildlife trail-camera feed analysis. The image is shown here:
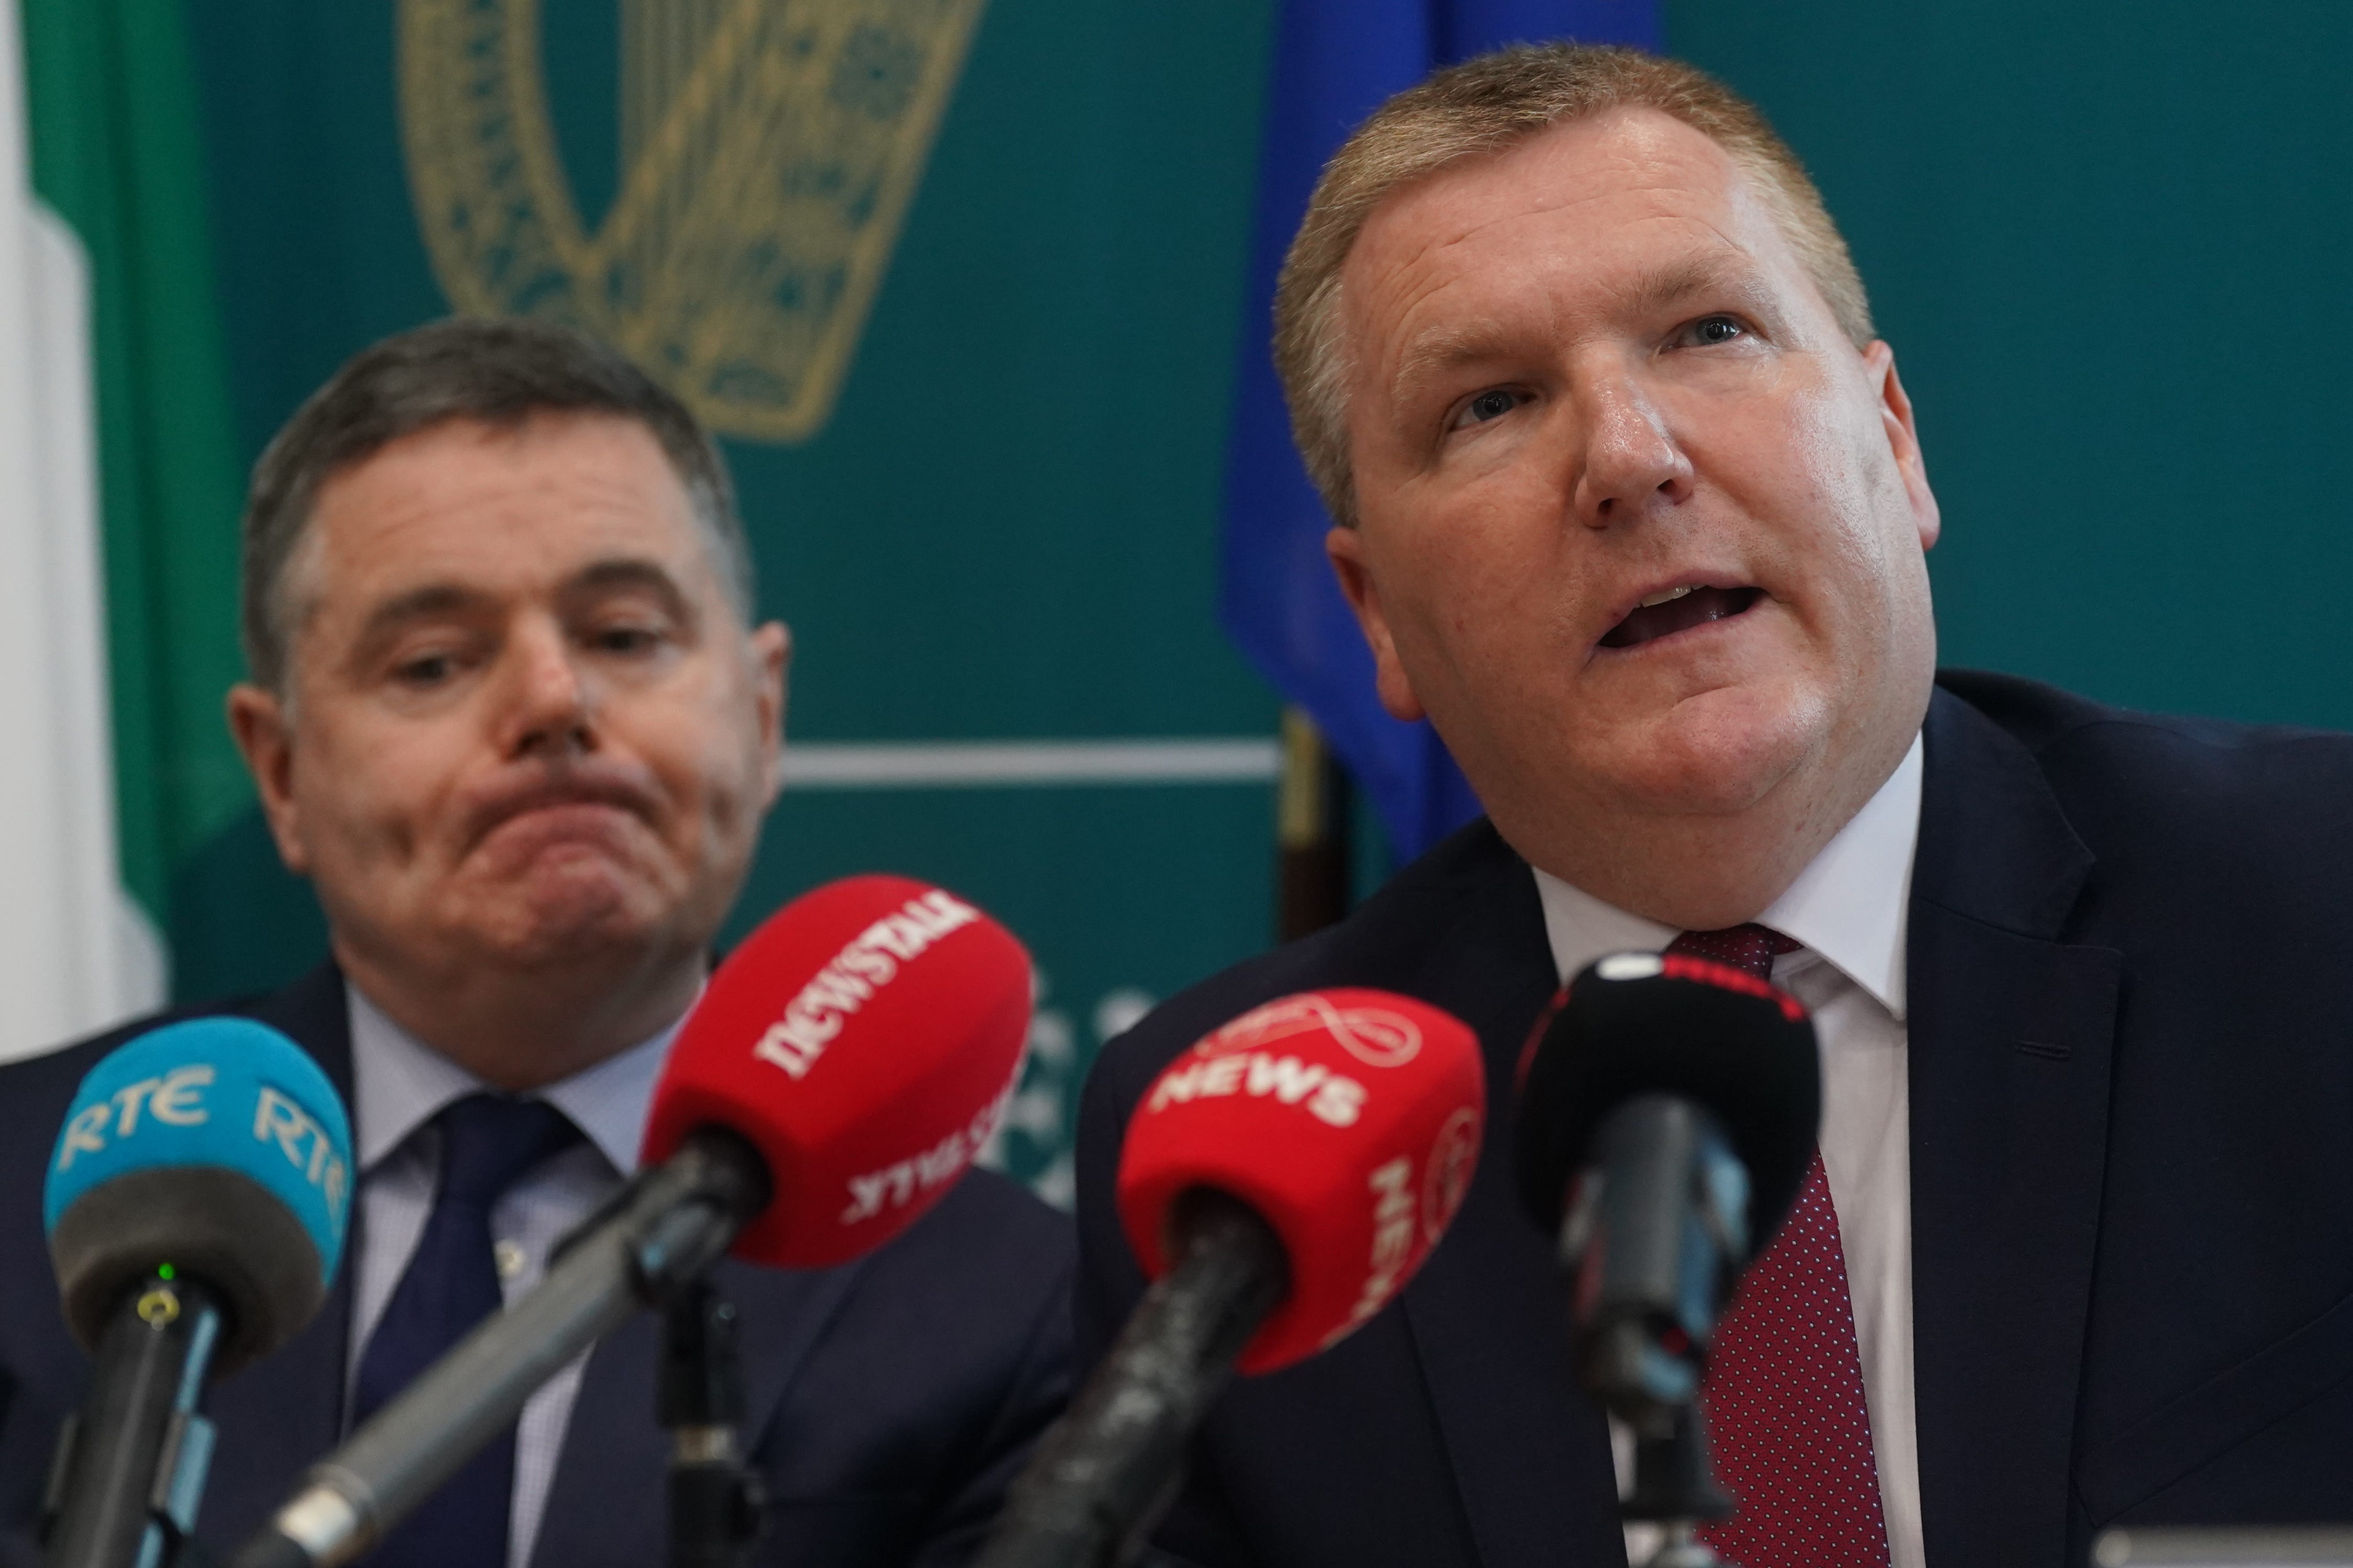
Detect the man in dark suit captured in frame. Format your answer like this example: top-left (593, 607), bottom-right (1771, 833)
top-left (0, 318), bottom-right (1072, 1567)
top-left (1078, 43), bottom-right (2353, 1568)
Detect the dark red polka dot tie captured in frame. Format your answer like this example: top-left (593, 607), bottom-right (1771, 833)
top-left (1667, 925), bottom-right (1892, 1568)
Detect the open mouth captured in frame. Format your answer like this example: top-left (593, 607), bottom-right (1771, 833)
top-left (1599, 584), bottom-right (1764, 650)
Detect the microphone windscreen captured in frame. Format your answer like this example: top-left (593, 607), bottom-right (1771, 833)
top-left (1117, 989), bottom-right (1485, 1375)
top-left (1514, 952), bottom-right (1820, 1248)
top-left (642, 874), bottom-right (1033, 1269)
top-left (44, 1018), bottom-right (353, 1374)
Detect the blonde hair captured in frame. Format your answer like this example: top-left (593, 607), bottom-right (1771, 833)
top-left (1273, 43), bottom-right (1874, 526)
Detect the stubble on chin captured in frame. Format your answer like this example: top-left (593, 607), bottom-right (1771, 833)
top-left (433, 847), bottom-right (687, 975)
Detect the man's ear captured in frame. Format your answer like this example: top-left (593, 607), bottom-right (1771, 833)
top-left (749, 621), bottom-right (791, 809)
top-left (1866, 340), bottom-right (1941, 551)
top-left (1325, 525), bottom-right (1428, 722)
top-left (226, 682), bottom-right (311, 874)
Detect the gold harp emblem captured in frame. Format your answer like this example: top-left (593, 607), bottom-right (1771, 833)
top-left (398, 0), bottom-right (986, 443)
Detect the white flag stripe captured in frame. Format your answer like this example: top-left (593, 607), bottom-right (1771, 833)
top-left (0, 0), bottom-right (164, 1063)
top-left (781, 738), bottom-right (1280, 790)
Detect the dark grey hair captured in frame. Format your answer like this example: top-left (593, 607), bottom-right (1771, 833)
top-left (240, 315), bottom-right (754, 693)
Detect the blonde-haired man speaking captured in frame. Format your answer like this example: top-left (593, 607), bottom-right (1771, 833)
top-left (1078, 44), bottom-right (2353, 1568)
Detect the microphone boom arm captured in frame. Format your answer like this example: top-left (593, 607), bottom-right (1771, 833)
top-left (976, 1189), bottom-right (1289, 1568)
top-left (232, 1128), bottom-right (768, 1568)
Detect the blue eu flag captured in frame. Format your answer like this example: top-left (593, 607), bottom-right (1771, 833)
top-left (1220, 1), bottom-right (1661, 865)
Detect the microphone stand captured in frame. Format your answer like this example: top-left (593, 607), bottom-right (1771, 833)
top-left (40, 1272), bottom-right (226, 1568)
top-left (658, 1279), bottom-right (764, 1568)
top-left (232, 1129), bottom-right (767, 1568)
top-left (1620, 1404), bottom-right (1734, 1568)
top-left (1555, 1098), bottom-right (1747, 1568)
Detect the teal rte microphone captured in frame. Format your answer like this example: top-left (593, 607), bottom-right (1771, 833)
top-left (40, 1018), bottom-right (354, 1568)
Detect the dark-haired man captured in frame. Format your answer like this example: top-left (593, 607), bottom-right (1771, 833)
top-left (1078, 43), bottom-right (2353, 1568)
top-left (0, 318), bottom-right (1072, 1568)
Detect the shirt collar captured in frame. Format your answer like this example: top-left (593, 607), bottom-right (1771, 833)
top-left (1530, 731), bottom-right (1923, 1020)
top-left (347, 983), bottom-right (690, 1176)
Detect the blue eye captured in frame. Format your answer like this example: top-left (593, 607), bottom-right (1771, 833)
top-left (1454, 389), bottom-right (1522, 428)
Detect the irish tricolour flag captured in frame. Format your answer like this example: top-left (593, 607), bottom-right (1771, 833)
top-left (0, 0), bottom-right (251, 1057)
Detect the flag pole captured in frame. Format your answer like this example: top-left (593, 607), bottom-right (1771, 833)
top-left (1276, 707), bottom-right (1350, 941)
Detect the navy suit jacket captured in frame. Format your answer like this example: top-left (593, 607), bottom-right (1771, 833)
top-left (0, 963), bottom-right (1075, 1567)
top-left (1077, 671), bottom-right (2353, 1567)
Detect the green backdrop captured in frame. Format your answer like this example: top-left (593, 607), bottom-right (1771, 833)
top-left (106, 0), bottom-right (1289, 1198)
top-left (1668, 4), bottom-right (2353, 720)
top-left (25, 1), bottom-right (2353, 1199)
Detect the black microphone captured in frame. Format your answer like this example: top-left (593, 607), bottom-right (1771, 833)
top-left (39, 1020), bottom-right (354, 1568)
top-left (1514, 951), bottom-right (1819, 1519)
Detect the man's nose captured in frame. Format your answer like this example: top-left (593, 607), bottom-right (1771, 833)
top-left (1567, 361), bottom-right (1694, 527)
top-left (497, 621), bottom-right (597, 759)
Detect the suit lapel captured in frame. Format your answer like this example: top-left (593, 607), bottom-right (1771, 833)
top-left (1346, 692), bottom-right (2125, 1567)
top-left (182, 960), bottom-right (870, 1564)
top-left (1908, 690), bottom-right (2120, 1567)
top-left (198, 964), bottom-right (362, 1549)
top-left (1392, 828), bottom-right (1627, 1567)
top-left (528, 1251), bottom-right (868, 1567)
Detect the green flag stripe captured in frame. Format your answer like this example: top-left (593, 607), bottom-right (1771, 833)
top-left (20, 0), bottom-right (253, 927)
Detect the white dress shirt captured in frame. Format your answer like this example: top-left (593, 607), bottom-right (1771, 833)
top-left (1532, 734), bottom-right (1925, 1568)
top-left (345, 987), bottom-right (684, 1568)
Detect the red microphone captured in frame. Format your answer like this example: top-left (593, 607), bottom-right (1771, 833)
top-left (978, 988), bottom-right (1484, 1568)
top-left (236, 875), bottom-right (1033, 1568)
top-left (643, 872), bottom-right (1033, 1268)
top-left (1118, 988), bottom-right (1485, 1371)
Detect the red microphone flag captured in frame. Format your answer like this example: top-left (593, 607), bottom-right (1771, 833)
top-left (642, 874), bottom-right (1034, 1269)
top-left (1117, 989), bottom-right (1485, 1373)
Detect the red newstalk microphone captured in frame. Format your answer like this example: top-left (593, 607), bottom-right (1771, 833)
top-left (978, 989), bottom-right (1485, 1568)
top-left (642, 872), bottom-right (1033, 1267)
top-left (234, 875), bottom-right (1032, 1568)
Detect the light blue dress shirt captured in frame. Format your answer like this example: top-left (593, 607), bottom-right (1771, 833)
top-left (345, 986), bottom-right (684, 1568)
